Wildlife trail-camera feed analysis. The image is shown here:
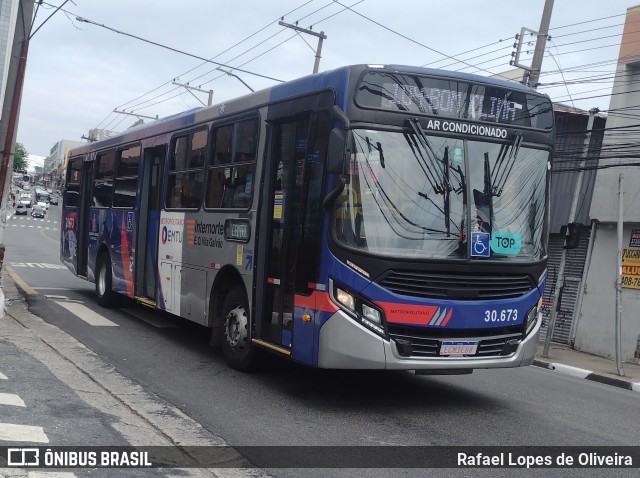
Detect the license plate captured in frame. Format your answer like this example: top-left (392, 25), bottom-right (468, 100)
top-left (440, 341), bottom-right (478, 356)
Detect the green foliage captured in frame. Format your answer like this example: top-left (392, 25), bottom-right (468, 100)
top-left (13, 142), bottom-right (28, 172)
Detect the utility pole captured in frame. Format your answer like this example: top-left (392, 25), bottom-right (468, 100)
top-left (615, 174), bottom-right (625, 376)
top-left (542, 107), bottom-right (598, 357)
top-left (172, 80), bottom-right (213, 106)
top-left (278, 21), bottom-right (327, 73)
top-left (0, 0), bottom-right (36, 276)
top-left (526, 0), bottom-right (554, 88)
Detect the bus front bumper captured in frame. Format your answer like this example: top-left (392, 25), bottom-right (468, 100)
top-left (317, 310), bottom-right (541, 370)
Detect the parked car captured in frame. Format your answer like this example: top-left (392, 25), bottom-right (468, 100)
top-left (31, 205), bottom-right (45, 218)
top-left (15, 204), bottom-right (27, 215)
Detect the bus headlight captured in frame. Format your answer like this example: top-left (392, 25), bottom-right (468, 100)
top-left (330, 280), bottom-right (387, 338)
top-left (335, 287), bottom-right (356, 311)
top-left (361, 303), bottom-right (381, 324)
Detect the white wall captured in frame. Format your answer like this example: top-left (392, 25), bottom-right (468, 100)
top-left (589, 65), bottom-right (640, 223)
top-left (576, 222), bottom-right (640, 361)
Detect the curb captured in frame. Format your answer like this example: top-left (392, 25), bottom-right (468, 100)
top-left (533, 359), bottom-right (640, 393)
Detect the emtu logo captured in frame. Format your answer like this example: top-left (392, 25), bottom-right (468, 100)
top-left (428, 307), bottom-right (452, 326)
top-left (161, 226), bottom-right (168, 244)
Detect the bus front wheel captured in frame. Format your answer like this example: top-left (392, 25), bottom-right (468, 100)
top-left (96, 253), bottom-right (119, 308)
top-left (221, 285), bottom-right (256, 371)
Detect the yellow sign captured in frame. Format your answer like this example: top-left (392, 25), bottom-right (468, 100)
top-left (622, 248), bottom-right (640, 289)
top-left (236, 245), bottom-right (243, 266)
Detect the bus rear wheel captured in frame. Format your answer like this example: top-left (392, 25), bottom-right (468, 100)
top-left (96, 253), bottom-right (119, 308)
top-left (221, 285), bottom-right (257, 371)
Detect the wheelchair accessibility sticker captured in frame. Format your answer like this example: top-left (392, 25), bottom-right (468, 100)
top-left (471, 232), bottom-right (490, 257)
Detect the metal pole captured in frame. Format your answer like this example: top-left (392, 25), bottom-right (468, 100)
top-left (313, 33), bottom-right (325, 74)
top-left (278, 21), bottom-right (327, 74)
top-left (527, 0), bottom-right (554, 88)
top-left (569, 220), bottom-right (597, 346)
top-left (542, 108), bottom-right (597, 357)
top-left (615, 174), bottom-right (625, 376)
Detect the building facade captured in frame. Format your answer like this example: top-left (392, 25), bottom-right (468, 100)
top-left (44, 139), bottom-right (84, 188)
top-left (574, 5), bottom-right (640, 363)
top-left (0, 0), bottom-right (19, 120)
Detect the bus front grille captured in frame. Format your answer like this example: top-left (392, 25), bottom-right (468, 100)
top-left (388, 325), bottom-right (524, 358)
top-left (378, 270), bottom-right (535, 300)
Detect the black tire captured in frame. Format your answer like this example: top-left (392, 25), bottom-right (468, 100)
top-left (220, 285), bottom-right (257, 371)
top-left (95, 253), bottom-right (119, 308)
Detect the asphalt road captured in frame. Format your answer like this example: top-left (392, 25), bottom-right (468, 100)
top-left (2, 204), bottom-right (639, 478)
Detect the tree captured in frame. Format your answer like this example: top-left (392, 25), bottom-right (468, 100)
top-left (12, 142), bottom-right (28, 172)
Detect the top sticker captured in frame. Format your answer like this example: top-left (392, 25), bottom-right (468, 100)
top-left (490, 232), bottom-right (521, 255)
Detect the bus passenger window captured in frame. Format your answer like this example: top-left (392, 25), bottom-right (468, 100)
top-left (206, 118), bottom-right (258, 209)
top-left (166, 129), bottom-right (206, 209)
top-left (93, 150), bottom-right (115, 208)
top-left (213, 125), bottom-right (233, 165)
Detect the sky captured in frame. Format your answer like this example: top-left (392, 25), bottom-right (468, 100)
top-left (14, 0), bottom-right (638, 156)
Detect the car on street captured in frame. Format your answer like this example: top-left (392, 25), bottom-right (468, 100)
top-left (15, 204), bottom-right (27, 215)
top-left (19, 194), bottom-right (32, 207)
top-left (37, 200), bottom-right (49, 210)
top-left (48, 195), bottom-right (58, 205)
top-left (31, 205), bottom-right (45, 218)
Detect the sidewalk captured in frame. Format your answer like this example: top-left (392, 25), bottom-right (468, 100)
top-left (533, 341), bottom-right (640, 393)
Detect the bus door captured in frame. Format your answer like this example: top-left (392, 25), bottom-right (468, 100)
top-left (135, 145), bottom-right (165, 301)
top-left (76, 160), bottom-right (94, 277)
top-left (257, 109), bottom-right (330, 362)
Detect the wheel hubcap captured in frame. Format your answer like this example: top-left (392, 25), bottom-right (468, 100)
top-left (224, 305), bottom-right (248, 349)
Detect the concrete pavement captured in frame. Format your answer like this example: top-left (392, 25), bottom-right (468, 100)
top-left (533, 341), bottom-right (640, 393)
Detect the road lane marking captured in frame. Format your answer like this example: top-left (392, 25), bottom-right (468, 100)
top-left (0, 393), bottom-right (26, 407)
top-left (0, 372), bottom-right (7, 379)
top-left (5, 265), bottom-right (37, 295)
top-left (39, 224), bottom-right (60, 243)
top-left (9, 263), bottom-right (67, 269)
top-left (0, 423), bottom-right (49, 443)
top-left (54, 302), bottom-right (119, 327)
top-left (32, 287), bottom-right (76, 291)
top-left (28, 473), bottom-right (77, 478)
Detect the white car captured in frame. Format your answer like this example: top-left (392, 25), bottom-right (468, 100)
top-left (19, 194), bottom-right (31, 207)
top-left (37, 201), bottom-right (48, 211)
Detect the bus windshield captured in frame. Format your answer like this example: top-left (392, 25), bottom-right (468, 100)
top-left (333, 128), bottom-right (549, 261)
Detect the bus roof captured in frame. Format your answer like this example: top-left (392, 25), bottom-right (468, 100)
top-left (68, 64), bottom-right (545, 157)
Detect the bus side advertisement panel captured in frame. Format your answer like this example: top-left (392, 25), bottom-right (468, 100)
top-left (61, 208), bottom-right (78, 274)
top-left (100, 209), bottom-right (135, 297)
top-left (157, 211), bottom-right (186, 315)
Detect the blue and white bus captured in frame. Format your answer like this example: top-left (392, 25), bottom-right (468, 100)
top-left (61, 64), bottom-right (554, 372)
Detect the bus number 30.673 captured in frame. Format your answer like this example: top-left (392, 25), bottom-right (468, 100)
top-left (484, 309), bottom-right (518, 322)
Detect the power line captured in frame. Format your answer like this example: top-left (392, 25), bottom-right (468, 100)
top-left (332, 0), bottom-right (514, 80)
top-left (74, 16), bottom-right (284, 83)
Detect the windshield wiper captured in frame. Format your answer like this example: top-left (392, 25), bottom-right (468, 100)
top-left (474, 133), bottom-right (523, 234)
top-left (407, 118), bottom-right (449, 194)
top-left (490, 133), bottom-right (522, 197)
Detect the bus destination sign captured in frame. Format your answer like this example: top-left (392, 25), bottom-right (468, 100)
top-left (356, 71), bottom-right (553, 130)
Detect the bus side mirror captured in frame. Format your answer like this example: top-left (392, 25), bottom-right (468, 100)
top-left (328, 128), bottom-right (352, 174)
